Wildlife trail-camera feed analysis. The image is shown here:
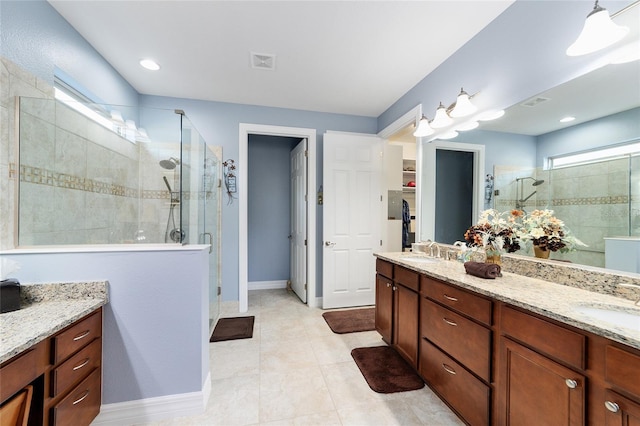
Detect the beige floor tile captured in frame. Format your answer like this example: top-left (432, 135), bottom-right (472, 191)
top-left (142, 289), bottom-right (463, 425)
top-left (259, 366), bottom-right (336, 423)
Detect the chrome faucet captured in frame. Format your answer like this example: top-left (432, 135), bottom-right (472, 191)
top-left (619, 283), bottom-right (640, 306)
top-left (428, 241), bottom-right (440, 258)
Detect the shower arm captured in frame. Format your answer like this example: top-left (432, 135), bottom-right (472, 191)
top-left (520, 190), bottom-right (537, 203)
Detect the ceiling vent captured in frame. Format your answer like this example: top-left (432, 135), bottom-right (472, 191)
top-left (521, 96), bottom-right (551, 107)
top-left (250, 52), bottom-right (276, 71)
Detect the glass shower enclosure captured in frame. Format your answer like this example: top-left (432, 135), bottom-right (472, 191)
top-left (17, 96), bottom-right (222, 329)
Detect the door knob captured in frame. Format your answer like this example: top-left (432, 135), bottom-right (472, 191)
top-left (565, 379), bottom-right (578, 389)
top-left (325, 241), bottom-right (336, 247)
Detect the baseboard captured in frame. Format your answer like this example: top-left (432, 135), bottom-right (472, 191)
top-left (92, 373), bottom-right (211, 425)
top-left (248, 280), bottom-right (287, 291)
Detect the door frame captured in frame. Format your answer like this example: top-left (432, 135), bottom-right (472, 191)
top-left (378, 105), bottom-right (422, 240)
top-left (422, 141), bottom-right (485, 242)
top-left (239, 124), bottom-right (317, 312)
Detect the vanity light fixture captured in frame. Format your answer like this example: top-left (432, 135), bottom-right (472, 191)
top-left (560, 116), bottom-right (576, 123)
top-left (449, 88), bottom-right (478, 117)
top-left (566, 0), bottom-right (629, 57)
top-left (413, 114), bottom-right (435, 137)
top-left (431, 102), bottom-right (454, 128)
top-left (140, 59), bottom-right (161, 71)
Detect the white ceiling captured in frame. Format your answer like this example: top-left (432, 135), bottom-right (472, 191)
top-left (48, 0), bottom-right (514, 117)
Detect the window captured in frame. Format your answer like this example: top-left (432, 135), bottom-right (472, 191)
top-left (547, 141), bottom-right (640, 169)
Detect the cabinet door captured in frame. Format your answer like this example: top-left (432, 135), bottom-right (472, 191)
top-left (375, 274), bottom-right (393, 344)
top-left (604, 390), bottom-right (640, 426)
top-left (501, 338), bottom-right (584, 426)
top-left (393, 283), bottom-right (419, 367)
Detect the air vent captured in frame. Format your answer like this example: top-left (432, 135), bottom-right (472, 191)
top-left (521, 96), bottom-right (550, 107)
top-left (250, 52), bottom-right (276, 71)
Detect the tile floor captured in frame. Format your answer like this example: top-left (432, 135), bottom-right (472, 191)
top-left (148, 289), bottom-right (463, 425)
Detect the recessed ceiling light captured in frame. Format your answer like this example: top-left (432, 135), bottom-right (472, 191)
top-left (140, 59), bottom-right (160, 71)
top-left (560, 116), bottom-right (576, 123)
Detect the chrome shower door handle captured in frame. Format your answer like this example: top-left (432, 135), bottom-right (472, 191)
top-left (203, 232), bottom-right (213, 253)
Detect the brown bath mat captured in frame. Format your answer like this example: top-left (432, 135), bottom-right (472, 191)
top-left (322, 307), bottom-right (375, 334)
top-left (351, 346), bottom-right (425, 393)
top-left (210, 316), bottom-right (255, 342)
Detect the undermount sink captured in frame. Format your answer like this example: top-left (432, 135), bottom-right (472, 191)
top-left (399, 255), bottom-right (440, 264)
top-left (573, 304), bottom-right (640, 332)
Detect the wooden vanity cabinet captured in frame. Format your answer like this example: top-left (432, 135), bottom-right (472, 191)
top-left (498, 306), bottom-right (586, 426)
top-left (601, 345), bottom-right (640, 425)
top-left (375, 274), bottom-right (394, 344)
top-left (0, 308), bottom-right (103, 426)
top-left (419, 276), bottom-right (492, 426)
top-left (393, 266), bottom-right (419, 368)
top-left (374, 260), bottom-right (419, 367)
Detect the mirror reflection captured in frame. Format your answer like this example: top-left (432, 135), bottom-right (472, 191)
top-left (423, 9), bottom-right (640, 272)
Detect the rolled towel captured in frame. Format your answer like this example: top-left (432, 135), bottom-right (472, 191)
top-left (464, 261), bottom-right (501, 279)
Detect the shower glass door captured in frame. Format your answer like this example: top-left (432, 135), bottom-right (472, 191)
top-left (200, 144), bottom-right (222, 334)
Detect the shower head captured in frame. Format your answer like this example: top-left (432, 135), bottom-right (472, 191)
top-left (159, 157), bottom-right (180, 170)
top-left (516, 176), bottom-right (545, 186)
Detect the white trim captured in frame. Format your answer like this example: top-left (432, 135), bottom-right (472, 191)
top-left (248, 280), bottom-right (288, 291)
top-left (238, 124), bottom-right (317, 312)
top-left (378, 105), bottom-right (423, 240)
top-left (92, 374), bottom-right (211, 425)
top-left (422, 141), bottom-right (485, 242)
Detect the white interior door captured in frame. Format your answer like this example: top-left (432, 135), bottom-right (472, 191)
top-left (323, 132), bottom-right (382, 309)
top-left (290, 138), bottom-right (307, 302)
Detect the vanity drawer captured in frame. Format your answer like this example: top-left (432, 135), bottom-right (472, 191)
top-left (421, 297), bottom-right (491, 381)
top-left (0, 343), bottom-right (43, 404)
top-left (51, 367), bottom-right (101, 426)
top-left (421, 276), bottom-right (492, 326)
top-left (52, 339), bottom-right (102, 397)
top-left (606, 345), bottom-right (640, 398)
top-left (501, 306), bottom-right (585, 370)
top-left (376, 258), bottom-right (393, 279)
top-left (420, 339), bottom-right (490, 426)
top-left (394, 265), bottom-right (419, 292)
top-left (52, 311), bottom-right (102, 365)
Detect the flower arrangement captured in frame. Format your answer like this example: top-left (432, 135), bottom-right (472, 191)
top-left (463, 209), bottom-right (523, 255)
top-left (518, 209), bottom-right (586, 253)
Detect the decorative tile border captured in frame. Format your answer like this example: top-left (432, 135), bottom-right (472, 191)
top-left (496, 196), bottom-right (629, 209)
top-left (20, 164), bottom-right (211, 200)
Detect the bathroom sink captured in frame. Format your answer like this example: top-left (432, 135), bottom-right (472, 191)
top-left (573, 304), bottom-right (640, 332)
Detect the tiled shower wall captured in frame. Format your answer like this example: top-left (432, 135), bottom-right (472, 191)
top-left (494, 157), bottom-right (639, 268)
top-left (1, 57), bottom-right (181, 247)
top-left (0, 58), bottom-right (54, 250)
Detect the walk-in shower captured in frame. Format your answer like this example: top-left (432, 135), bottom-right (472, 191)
top-left (516, 176), bottom-right (545, 210)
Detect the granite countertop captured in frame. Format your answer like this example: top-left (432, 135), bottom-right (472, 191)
top-left (0, 281), bottom-right (109, 364)
top-left (376, 252), bottom-right (640, 350)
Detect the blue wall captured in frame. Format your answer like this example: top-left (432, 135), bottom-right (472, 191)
top-left (537, 107), bottom-right (640, 166)
top-left (248, 135), bottom-right (301, 282)
top-left (140, 95), bottom-right (377, 300)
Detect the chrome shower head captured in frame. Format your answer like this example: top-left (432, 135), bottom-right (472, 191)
top-left (159, 157), bottom-right (180, 170)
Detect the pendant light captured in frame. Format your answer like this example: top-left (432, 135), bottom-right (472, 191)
top-left (449, 88), bottom-right (477, 118)
top-left (430, 102), bottom-right (453, 129)
top-left (566, 0), bottom-right (629, 57)
top-left (413, 115), bottom-right (435, 137)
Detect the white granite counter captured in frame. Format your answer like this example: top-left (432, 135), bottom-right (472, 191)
top-left (0, 281), bottom-right (108, 364)
top-left (376, 252), bottom-right (640, 350)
